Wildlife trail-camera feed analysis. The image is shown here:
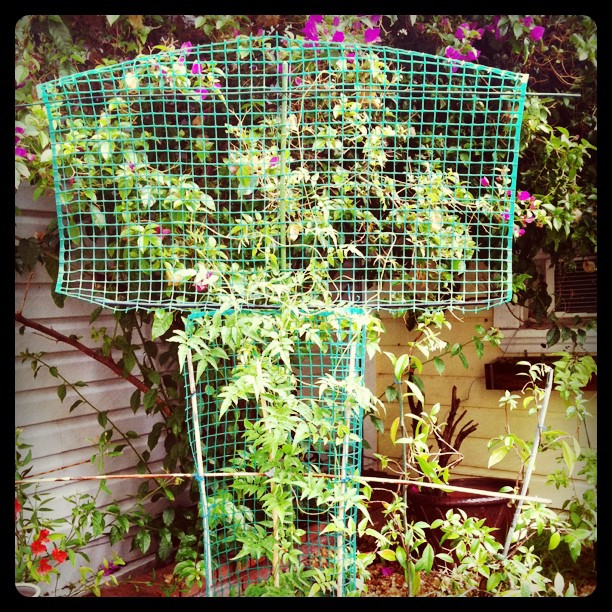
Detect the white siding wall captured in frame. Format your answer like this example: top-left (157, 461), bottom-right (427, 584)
top-left (15, 184), bottom-right (176, 595)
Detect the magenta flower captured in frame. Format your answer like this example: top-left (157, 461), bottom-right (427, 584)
top-left (294, 77), bottom-right (302, 86)
top-left (194, 88), bottom-right (209, 100)
top-left (332, 16), bottom-right (340, 27)
top-left (480, 177), bottom-right (490, 187)
top-left (518, 191), bottom-right (531, 201)
top-left (310, 15), bottom-right (323, 23)
top-left (303, 19), bottom-right (319, 42)
top-left (530, 26), bottom-right (545, 41)
top-left (346, 51), bottom-right (356, 63)
top-left (502, 210), bottom-right (510, 221)
top-left (381, 566), bottom-right (394, 577)
top-left (15, 146), bottom-right (27, 158)
top-left (15, 126), bottom-right (24, 136)
top-left (195, 271), bottom-right (216, 292)
top-left (191, 62), bottom-right (203, 75)
top-left (370, 15), bottom-right (381, 25)
top-left (455, 22), bottom-right (471, 39)
top-left (154, 226), bottom-right (171, 235)
top-left (269, 156), bottom-right (279, 168)
top-left (180, 41), bottom-right (192, 52)
top-left (332, 30), bottom-right (345, 43)
top-left (364, 27), bottom-right (381, 44)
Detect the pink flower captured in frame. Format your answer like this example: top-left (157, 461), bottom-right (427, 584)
top-left (480, 177), bottom-right (490, 187)
top-left (294, 77), bottom-right (302, 86)
top-left (370, 15), bottom-right (381, 25)
top-left (194, 88), bottom-right (209, 100)
top-left (15, 146), bottom-right (27, 158)
top-left (191, 62), bottom-right (202, 75)
top-left (180, 41), bottom-right (192, 52)
top-left (381, 566), bottom-right (394, 577)
top-left (502, 210), bottom-right (510, 221)
top-left (522, 16), bottom-right (533, 28)
top-left (364, 27), bottom-right (381, 44)
top-left (303, 19), bottom-right (319, 42)
top-left (310, 15), bottom-right (323, 23)
top-left (154, 226), bottom-right (171, 235)
top-left (530, 26), bottom-right (545, 41)
top-left (332, 16), bottom-right (340, 27)
top-left (518, 191), bottom-right (531, 201)
top-left (346, 51), bottom-right (356, 63)
top-left (332, 30), bottom-right (344, 43)
top-left (269, 156), bottom-right (279, 168)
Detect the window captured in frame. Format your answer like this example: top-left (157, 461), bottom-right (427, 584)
top-left (493, 251), bottom-right (597, 354)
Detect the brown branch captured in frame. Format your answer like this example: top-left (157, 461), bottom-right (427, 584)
top-left (15, 311), bottom-right (171, 417)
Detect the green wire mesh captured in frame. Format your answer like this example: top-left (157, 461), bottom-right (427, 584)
top-left (183, 308), bottom-right (367, 596)
top-left (38, 34), bottom-right (528, 311)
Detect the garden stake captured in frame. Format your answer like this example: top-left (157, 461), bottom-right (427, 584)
top-left (186, 347), bottom-right (214, 594)
top-left (502, 365), bottom-right (554, 558)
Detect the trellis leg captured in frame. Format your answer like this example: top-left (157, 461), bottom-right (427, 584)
top-left (335, 330), bottom-right (357, 596)
top-left (278, 61), bottom-right (289, 272)
top-left (501, 366), bottom-right (554, 558)
top-left (186, 348), bottom-right (214, 596)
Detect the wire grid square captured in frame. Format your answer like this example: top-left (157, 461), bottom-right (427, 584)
top-left (183, 308), bottom-right (367, 596)
top-left (38, 34), bottom-right (527, 311)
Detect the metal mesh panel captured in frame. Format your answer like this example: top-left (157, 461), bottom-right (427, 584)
top-left (183, 308), bottom-right (366, 596)
top-left (38, 34), bottom-right (527, 311)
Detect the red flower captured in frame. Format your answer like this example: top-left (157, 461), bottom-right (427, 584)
top-left (37, 558), bottom-right (53, 575)
top-left (51, 548), bottom-right (68, 564)
top-left (15, 498), bottom-right (21, 519)
top-left (38, 529), bottom-right (51, 542)
top-left (30, 539), bottom-right (47, 556)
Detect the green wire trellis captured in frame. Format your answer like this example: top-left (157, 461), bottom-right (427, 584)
top-left (38, 34), bottom-right (528, 312)
top-left (33, 34), bottom-right (530, 597)
top-left (183, 308), bottom-right (367, 596)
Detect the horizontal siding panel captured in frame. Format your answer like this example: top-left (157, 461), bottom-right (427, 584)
top-left (15, 350), bottom-right (149, 391)
top-left (15, 378), bottom-right (143, 425)
top-left (18, 410), bottom-right (167, 460)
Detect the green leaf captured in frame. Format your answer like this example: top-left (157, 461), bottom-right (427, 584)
top-left (144, 389), bottom-right (158, 412)
top-left (385, 385), bottom-right (398, 402)
top-left (548, 530), bottom-right (561, 550)
top-left (433, 357), bottom-right (445, 375)
top-left (57, 384), bottom-right (66, 401)
top-left (106, 15), bottom-right (121, 26)
top-left (378, 548), bottom-right (396, 562)
top-left (152, 309), bottom-right (174, 340)
top-left (546, 326), bottom-right (561, 347)
top-left (89, 306), bottom-right (103, 323)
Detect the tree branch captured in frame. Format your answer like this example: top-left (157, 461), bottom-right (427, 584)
top-left (15, 311), bottom-right (171, 417)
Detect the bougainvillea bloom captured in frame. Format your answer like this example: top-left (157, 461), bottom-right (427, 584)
top-left (332, 30), bottom-right (344, 43)
top-left (15, 147), bottom-right (27, 158)
top-left (381, 566), bottom-right (394, 577)
top-left (191, 62), bottom-right (202, 75)
top-left (518, 191), bottom-right (531, 201)
top-left (346, 51), bottom-right (356, 63)
top-left (180, 41), bottom-right (192, 52)
top-left (194, 88), bottom-right (209, 100)
top-left (269, 156), bottom-right (279, 168)
top-left (480, 177), bottom-right (490, 187)
top-left (364, 27), bottom-right (381, 44)
top-left (332, 16), bottom-right (340, 27)
top-left (302, 18), bottom-right (319, 41)
top-left (51, 548), bottom-right (68, 564)
top-left (154, 226), bottom-right (171, 235)
top-left (530, 25), bottom-right (545, 41)
top-left (15, 498), bottom-right (21, 519)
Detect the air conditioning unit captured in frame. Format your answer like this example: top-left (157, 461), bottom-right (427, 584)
top-left (493, 252), bottom-right (597, 354)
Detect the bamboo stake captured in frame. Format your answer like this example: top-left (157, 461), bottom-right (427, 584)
top-left (186, 348), bottom-right (214, 596)
top-left (15, 473), bottom-right (551, 505)
top-left (501, 366), bottom-right (554, 557)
